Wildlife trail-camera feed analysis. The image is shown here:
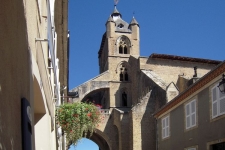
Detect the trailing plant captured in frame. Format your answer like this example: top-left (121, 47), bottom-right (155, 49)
top-left (56, 102), bottom-right (101, 145)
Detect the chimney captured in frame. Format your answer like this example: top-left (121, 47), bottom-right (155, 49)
top-left (187, 66), bottom-right (200, 87)
top-left (193, 66), bottom-right (197, 77)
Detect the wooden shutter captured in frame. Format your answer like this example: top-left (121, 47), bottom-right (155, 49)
top-left (162, 118), bottom-right (165, 138)
top-left (186, 103), bottom-right (191, 129)
top-left (162, 116), bottom-right (169, 139)
top-left (212, 87), bottom-right (218, 118)
top-left (166, 116), bottom-right (169, 137)
top-left (191, 100), bottom-right (196, 127)
top-left (186, 100), bottom-right (196, 129)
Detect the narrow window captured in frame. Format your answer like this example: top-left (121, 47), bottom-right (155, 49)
top-left (120, 72), bottom-right (123, 81)
top-left (118, 37), bottom-right (130, 54)
top-left (124, 46), bottom-right (127, 54)
top-left (212, 85), bottom-right (225, 119)
top-left (119, 66), bottom-right (129, 82)
top-left (122, 92), bottom-right (127, 107)
top-left (185, 99), bottom-right (196, 129)
top-left (162, 115), bottom-right (170, 139)
top-left (119, 45), bottom-right (123, 54)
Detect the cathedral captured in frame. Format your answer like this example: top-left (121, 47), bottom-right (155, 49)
top-left (70, 6), bottom-right (221, 150)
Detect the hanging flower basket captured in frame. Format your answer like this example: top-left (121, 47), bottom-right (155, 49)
top-left (56, 102), bottom-right (101, 145)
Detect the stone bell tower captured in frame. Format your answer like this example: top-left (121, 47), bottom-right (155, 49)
top-left (98, 6), bottom-right (140, 108)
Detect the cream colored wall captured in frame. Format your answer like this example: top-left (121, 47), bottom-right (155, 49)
top-left (35, 114), bottom-right (51, 150)
top-left (140, 57), bottom-right (217, 86)
top-left (24, 0), bottom-right (58, 149)
top-left (105, 24), bottom-right (140, 107)
top-left (0, 0), bottom-right (66, 149)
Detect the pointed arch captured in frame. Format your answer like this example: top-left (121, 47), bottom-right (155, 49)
top-left (115, 61), bottom-right (131, 82)
top-left (90, 129), bottom-right (112, 150)
top-left (115, 35), bottom-right (131, 54)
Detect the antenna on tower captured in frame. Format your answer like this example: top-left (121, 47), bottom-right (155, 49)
top-left (114, 0), bottom-right (120, 6)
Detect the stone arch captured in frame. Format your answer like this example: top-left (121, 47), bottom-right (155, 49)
top-left (89, 129), bottom-right (112, 150)
top-left (80, 87), bottom-right (109, 103)
top-left (115, 35), bottom-right (131, 54)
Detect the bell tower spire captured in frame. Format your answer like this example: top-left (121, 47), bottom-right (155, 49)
top-left (99, 6), bottom-right (140, 73)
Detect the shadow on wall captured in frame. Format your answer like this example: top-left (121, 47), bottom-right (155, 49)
top-left (79, 92), bottom-right (119, 150)
top-left (0, 111), bottom-right (15, 150)
top-left (140, 71), bottom-right (167, 150)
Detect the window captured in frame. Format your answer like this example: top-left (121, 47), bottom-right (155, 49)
top-left (185, 99), bottom-right (196, 129)
top-left (117, 36), bottom-right (130, 54)
top-left (162, 115), bottom-right (170, 139)
top-left (122, 91), bottom-right (127, 107)
top-left (212, 85), bottom-right (225, 119)
top-left (117, 24), bottom-right (124, 29)
top-left (119, 66), bottom-right (128, 81)
top-left (119, 39), bottom-right (128, 54)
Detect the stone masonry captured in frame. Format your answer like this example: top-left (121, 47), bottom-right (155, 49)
top-left (70, 7), bottom-right (221, 150)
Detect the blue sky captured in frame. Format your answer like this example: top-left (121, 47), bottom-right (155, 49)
top-left (68, 0), bottom-right (225, 149)
top-left (69, 138), bottom-right (98, 150)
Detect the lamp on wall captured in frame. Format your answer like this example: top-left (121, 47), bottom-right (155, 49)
top-left (218, 74), bottom-right (225, 93)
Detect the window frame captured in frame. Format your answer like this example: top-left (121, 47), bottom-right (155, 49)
top-left (162, 115), bottom-right (170, 139)
top-left (116, 36), bottom-right (131, 55)
top-left (185, 99), bottom-right (197, 130)
top-left (211, 84), bottom-right (225, 119)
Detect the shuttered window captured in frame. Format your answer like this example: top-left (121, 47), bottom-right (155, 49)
top-left (212, 85), bottom-right (225, 119)
top-left (185, 99), bottom-right (196, 129)
top-left (162, 115), bottom-right (170, 139)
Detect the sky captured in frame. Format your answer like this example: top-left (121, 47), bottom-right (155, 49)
top-left (68, 0), bottom-right (225, 149)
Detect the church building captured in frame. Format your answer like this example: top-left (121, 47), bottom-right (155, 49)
top-left (71, 6), bottom-right (221, 150)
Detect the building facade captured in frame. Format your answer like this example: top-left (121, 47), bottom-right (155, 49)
top-left (0, 0), bottom-right (69, 149)
top-left (154, 61), bottom-right (225, 150)
top-left (70, 7), bottom-right (221, 150)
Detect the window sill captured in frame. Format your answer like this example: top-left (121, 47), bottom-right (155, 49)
top-left (210, 114), bottom-right (225, 122)
top-left (184, 125), bottom-right (198, 132)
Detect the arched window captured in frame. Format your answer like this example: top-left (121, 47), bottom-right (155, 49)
top-left (119, 66), bottom-right (128, 81)
top-left (119, 45), bottom-right (123, 54)
top-left (122, 91), bottom-right (127, 107)
top-left (124, 46), bottom-right (127, 54)
top-left (116, 36), bottom-right (131, 54)
top-left (120, 70), bottom-right (123, 81)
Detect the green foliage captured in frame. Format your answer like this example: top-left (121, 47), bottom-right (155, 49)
top-left (56, 102), bottom-right (101, 145)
